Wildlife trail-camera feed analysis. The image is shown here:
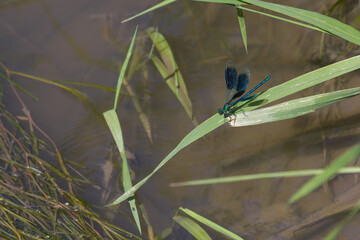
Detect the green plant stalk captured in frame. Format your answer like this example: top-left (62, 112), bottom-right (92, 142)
top-left (170, 167), bottom-right (360, 187)
top-left (103, 25), bottom-right (142, 234)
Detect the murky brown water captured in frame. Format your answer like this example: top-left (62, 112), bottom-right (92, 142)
top-left (2, 0), bottom-right (360, 239)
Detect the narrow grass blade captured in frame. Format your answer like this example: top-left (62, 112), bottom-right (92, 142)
top-left (9, 71), bottom-right (103, 118)
top-left (108, 55), bottom-right (360, 205)
top-left (10, 71), bottom-right (87, 99)
top-left (242, 0), bottom-right (360, 45)
top-left (289, 142), bottom-right (360, 204)
top-left (237, 5), bottom-right (326, 33)
top-left (122, 0), bottom-right (177, 23)
top-left (147, 27), bottom-right (197, 125)
top-left (0, 72), bottom-right (39, 100)
top-left (114, 25), bottom-right (138, 110)
top-left (104, 26), bottom-right (141, 234)
top-left (179, 207), bottom-right (244, 240)
top-left (170, 167), bottom-right (360, 187)
top-left (236, 7), bottom-right (248, 53)
top-left (324, 199), bottom-right (360, 240)
top-left (195, 0), bottom-right (360, 45)
top-left (52, 79), bottom-right (144, 100)
top-left (229, 87), bottom-right (360, 127)
top-left (52, 80), bottom-right (115, 92)
top-left (173, 216), bottom-right (211, 240)
top-left (148, 27), bottom-right (158, 58)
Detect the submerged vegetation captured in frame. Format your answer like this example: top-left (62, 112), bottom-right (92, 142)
top-left (0, 77), bottom-right (139, 239)
top-left (2, 0), bottom-right (360, 239)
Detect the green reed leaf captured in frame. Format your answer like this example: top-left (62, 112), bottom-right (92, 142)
top-left (179, 207), bottom-right (244, 240)
top-left (173, 216), bottom-right (211, 240)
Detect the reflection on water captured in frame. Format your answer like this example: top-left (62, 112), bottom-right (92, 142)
top-left (1, 0), bottom-right (360, 239)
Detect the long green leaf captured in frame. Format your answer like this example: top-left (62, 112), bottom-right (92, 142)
top-left (236, 7), bottom-right (248, 53)
top-left (180, 208), bottom-right (244, 240)
top-left (289, 142), bottom-right (360, 203)
top-left (195, 0), bottom-right (360, 45)
top-left (103, 26), bottom-right (141, 234)
top-left (122, 0), bottom-right (177, 23)
top-left (237, 5), bottom-right (326, 33)
top-left (10, 71), bottom-right (103, 118)
top-left (173, 216), bottom-right (211, 240)
top-left (10, 71), bottom-right (87, 99)
top-left (109, 55), bottom-right (360, 205)
top-left (170, 167), bottom-right (360, 187)
top-left (103, 110), bottom-right (141, 234)
top-left (241, 0), bottom-right (360, 45)
top-left (229, 87), bottom-right (360, 127)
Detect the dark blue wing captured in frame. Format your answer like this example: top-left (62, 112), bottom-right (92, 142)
top-left (230, 68), bottom-right (250, 102)
top-left (224, 61), bottom-right (239, 104)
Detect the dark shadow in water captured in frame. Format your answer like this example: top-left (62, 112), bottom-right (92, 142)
top-left (220, 111), bottom-right (360, 171)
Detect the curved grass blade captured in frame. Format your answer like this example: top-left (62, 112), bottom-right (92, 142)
top-left (236, 7), bottom-right (248, 53)
top-left (289, 142), bottom-right (360, 204)
top-left (9, 71), bottom-right (103, 118)
top-left (147, 27), bottom-right (197, 125)
top-left (53, 80), bottom-right (149, 103)
top-left (9, 71), bottom-right (87, 99)
top-left (179, 207), bottom-right (244, 240)
top-left (228, 87), bottom-right (360, 127)
top-left (241, 0), bottom-right (360, 45)
top-left (173, 216), bottom-right (211, 240)
top-left (170, 167), bottom-right (360, 187)
top-left (237, 5), bottom-right (326, 33)
top-left (103, 26), bottom-right (142, 234)
top-left (195, 0), bottom-right (360, 45)
top-left (122, 0), bottom-right (177, 23)
top-left (53, 80), bottom-right (116, 92)
top-left (109, 55), bottom-right (360, 205)
top-left (52, 79), bottom-right (145, 100)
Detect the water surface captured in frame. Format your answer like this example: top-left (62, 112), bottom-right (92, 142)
top-left (2, 0), bottom-right (360, 239)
